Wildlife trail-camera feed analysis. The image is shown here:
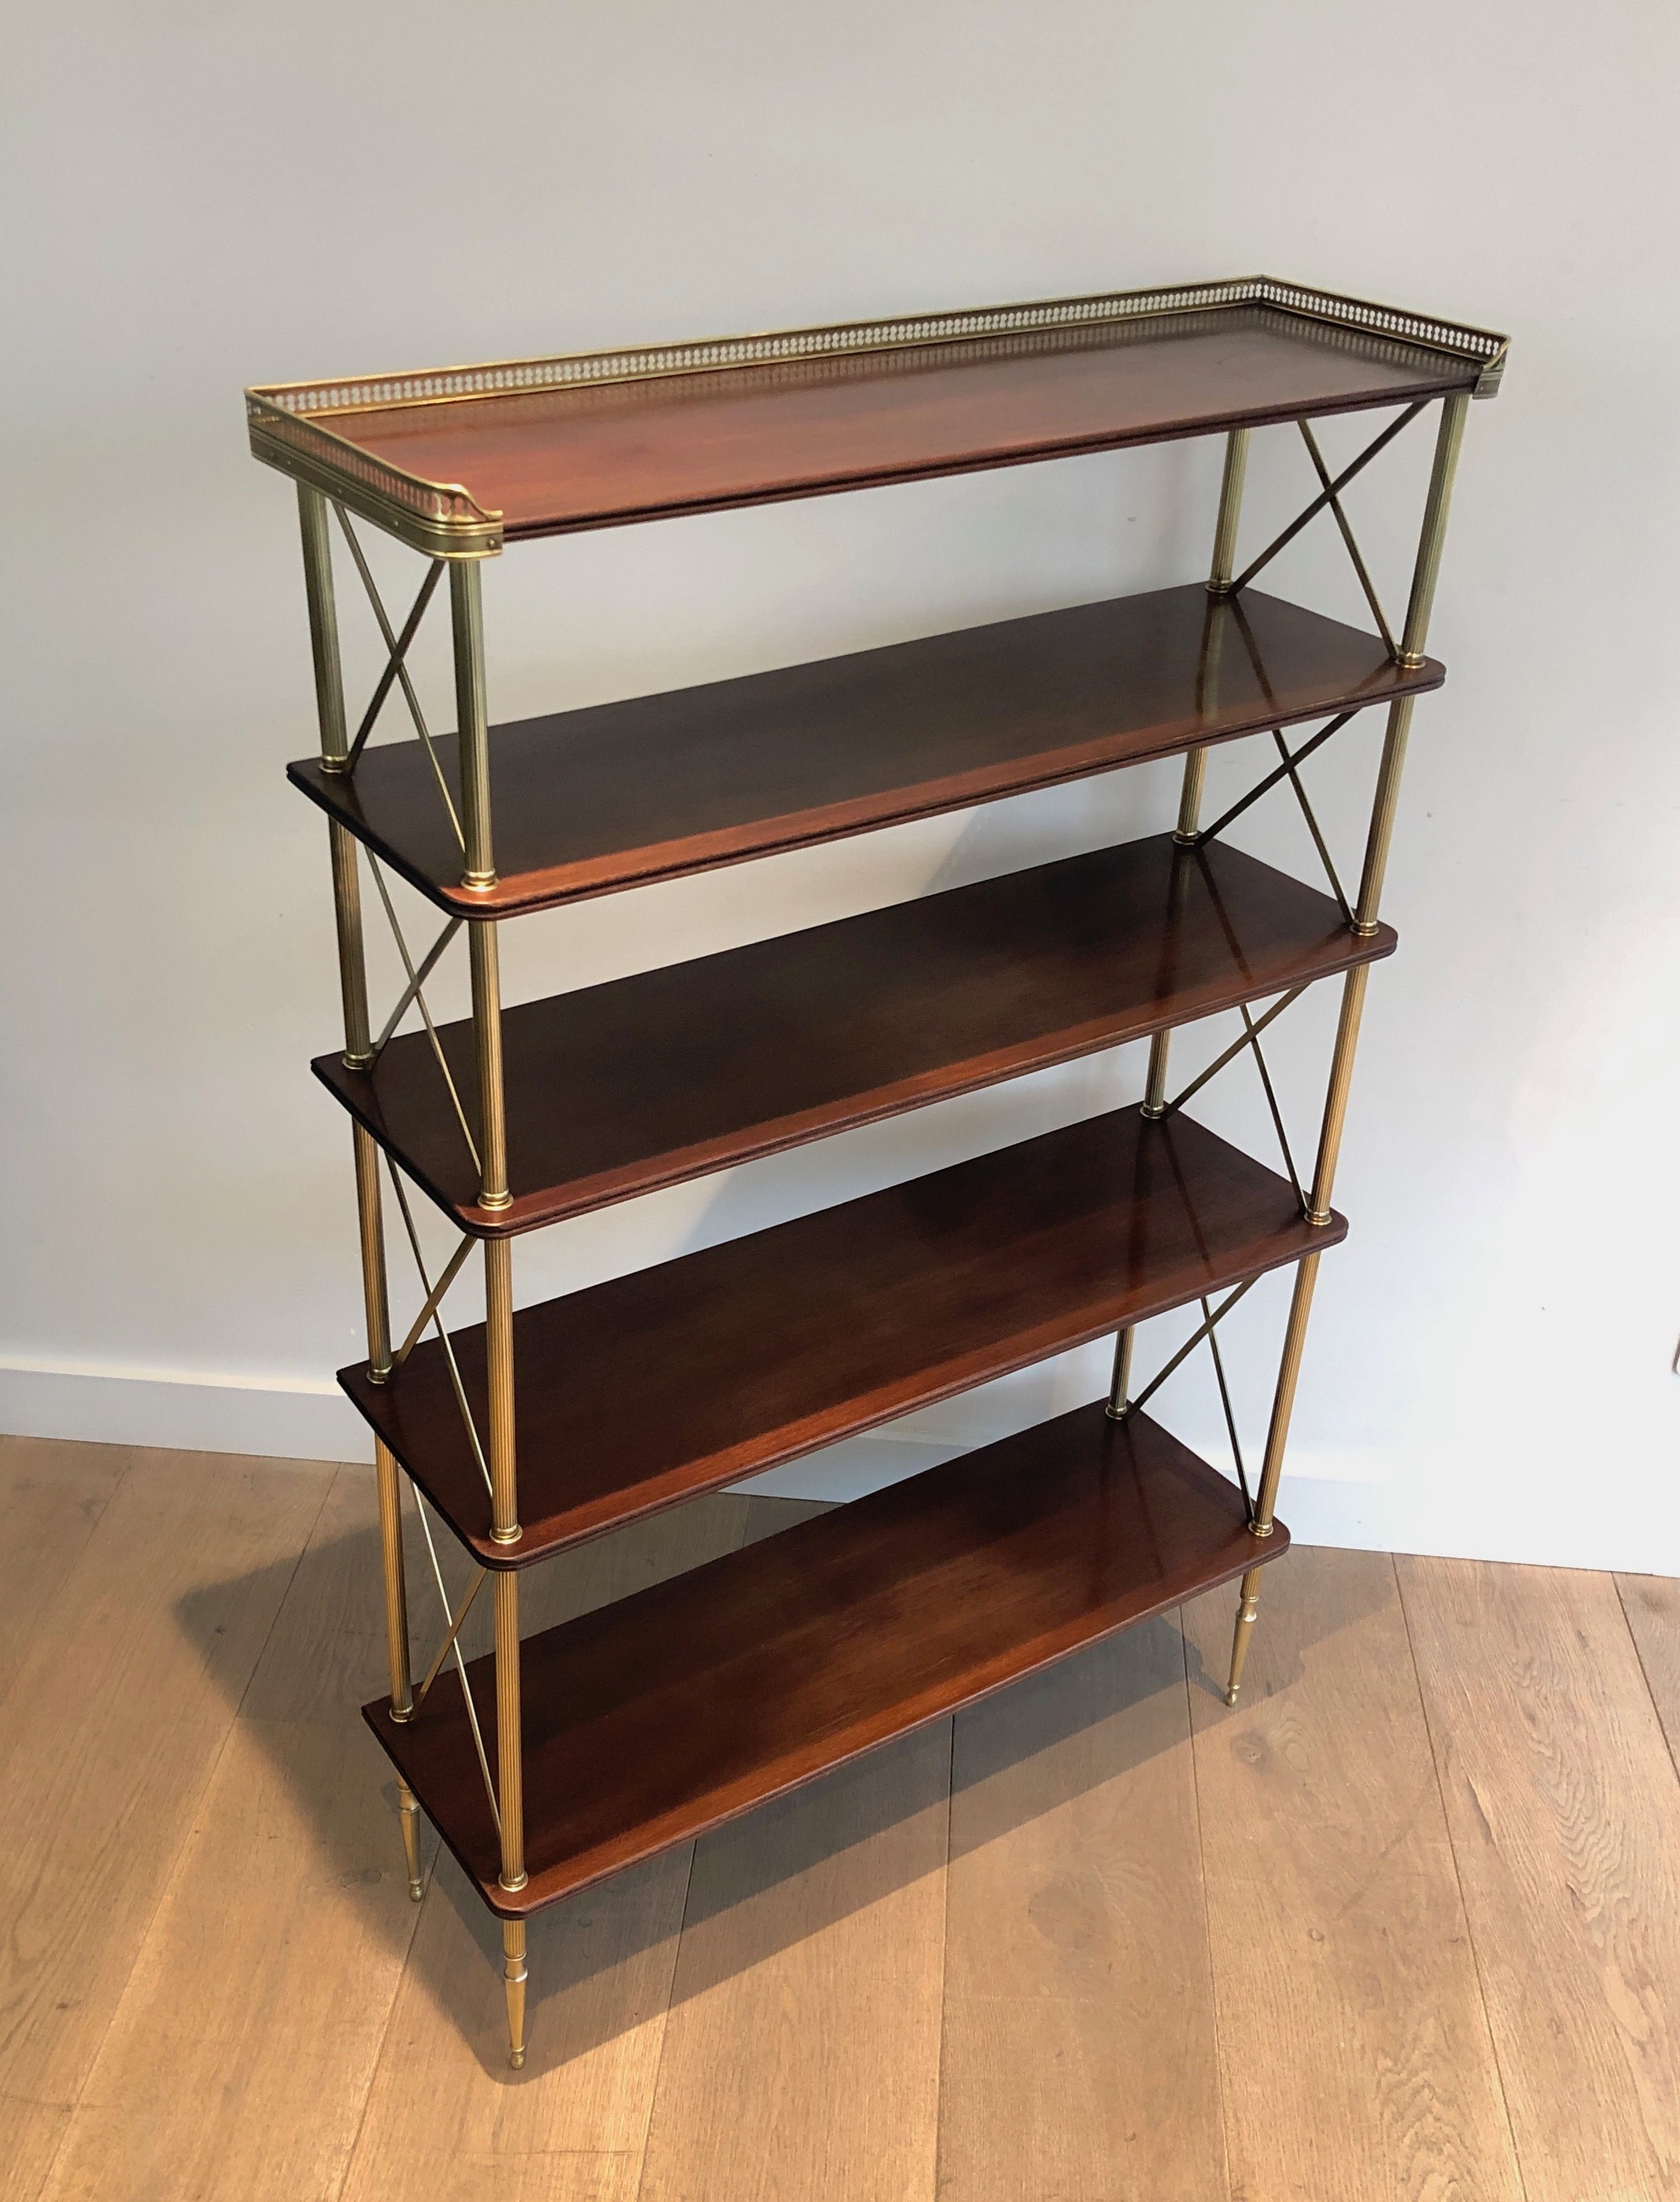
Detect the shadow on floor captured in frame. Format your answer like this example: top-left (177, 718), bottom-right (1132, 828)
top-left (177, 1494), bottom-right (1385, 2076)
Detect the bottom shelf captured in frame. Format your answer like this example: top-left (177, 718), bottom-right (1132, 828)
top-left (366, 1399), bottom-right (1289, 1918)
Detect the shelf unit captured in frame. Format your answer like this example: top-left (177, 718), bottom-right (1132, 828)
top-left (248, 274), bottom-right (1506, 2067)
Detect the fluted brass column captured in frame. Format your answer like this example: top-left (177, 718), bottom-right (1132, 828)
top-left (1224, 393), bottom-right (1470, 1706)
top-left (1112, 429), bottom-right (1251, 1421)
top-left (503, 1920), bottom-right (528, 2070)
top-left (298, 482), bottom-right (424, 1893)
top-left (449, 558), bottom-right (527, 2063)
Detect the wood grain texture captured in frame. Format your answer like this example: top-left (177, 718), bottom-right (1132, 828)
top-left (638, 1724), bottom-right (949, 2202)
top-left (318, 835), bottom-right (1394, 1237)
top-left (38, 1723), bottom-right (431, 2202)
top-left (429, 1491), bottom-right (763, 1670)
top-left (0, 1438), bottom-right (127, 1724)
top-left (1184, 1546), bottom-right (1523, 2202)
top-left (336, 1494), bottom-right (762, 2202)
top-left (1617, 1571), bottom-right (1680, 1777)
top-left (6, 1439), bottom-right (1676, 2199)
top-left (36, 1468), bottom-right (437, 2202)
top-left (326, 307), bottom-right (1473, 541)
top-left (0, 1451), bottom-right (331, 2202)
top-left (368, 1405), bottom-right (1286, 1918)
top-left (345, 1107), bottom-right (1339, 1568)
top-left (235, 1462), bottom-right (437, 1728)
top-left (1401, 1557), bottom-right (1680, 2202)
top-left (940, 1619), bottom-right (1226, 2202)
top-left (347, 1847), bottom-right (693, 2202)
top-left (289, 583), bottom-right (1440, 919)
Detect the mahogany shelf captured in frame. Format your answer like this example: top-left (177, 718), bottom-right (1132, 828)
top-left (250, 278), bottom-right (1503, 553)
top-left (290, 584), bottom-right (1438, 919)
top-left (342, 1105), bottom-right (1340, 1569)
top-left (318, 833), bottom-right (1393, 1236)
top-left (366, 1397), bottom-right (1289, 1918)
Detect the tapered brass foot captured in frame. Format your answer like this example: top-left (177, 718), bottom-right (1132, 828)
top-left (396, 1782), bottom-right (424, 1902)
top-left (1224, 1566), bottom-right (1263, 1705)
top-left (503, 1921), bottom-right (528, 2070)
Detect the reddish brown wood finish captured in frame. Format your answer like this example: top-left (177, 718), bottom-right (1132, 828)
top-left (330, 306), bottom-right (1471, 540)
top-left (288, 585), bottom-right (1442, 919)
top-left (317, 836), bottom-right (1394, 1236)
top-left (342, 1107), bottom-right (1339, 1568)
top-left (365, 1400), bottom-right (1289, 1918)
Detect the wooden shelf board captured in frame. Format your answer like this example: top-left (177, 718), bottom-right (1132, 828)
top-left (365, 1399), bottom-right (1289, 1918)
top-left (287, 299), bottom-right (1478, 544)
top-left (343, 1106), bottom-right (1340, 1568)
top-left (288, 585), bottom-right (1441, 918)
top-left (317, 835), bottom-right (1394, 1236)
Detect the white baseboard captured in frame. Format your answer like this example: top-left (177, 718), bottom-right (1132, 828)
top-left (5, 1359), bottom-right (1675, 1577)
top-left (0, 1358), bottom-right (370, 1463)
top-left (739, 1408), bottom-right (1680, 1577)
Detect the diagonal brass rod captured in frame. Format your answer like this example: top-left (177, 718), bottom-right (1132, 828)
top-left (1239, 1004), bottom-right (1304, 1208)
top-left (1271, 729), bottom-right (1354, 926)
top-left (366, 857), bottom-right (481, 1174)
top-left (1227, 401), bottom-right (1426, 597)
top-left (1167, 986), bottom-right (1307, 1114)
top-left (333, 505), bottom-right (466, 852)
top-left (1297, 421), bottom-right (1398, 657)
top-left (1193, 711), bottom-right (1357, 848)
top-left (1123, 1277), bottom-right (1258, 1422)
top-left (393, 1233), bottom-right (474, 1370)
top-left (1201, 1293), bottom-right (1254, 1521)
top-left (412, 1491), bottom-right (499, 1833)
top-left (374, 917), bottom-right (462, 1058)
top-left (344, 561), bottom-right (445, 770)
top-left (411, 1565), bottom-right (488, 1714)
top-left (383, 1155), bottom-right (495, 1502)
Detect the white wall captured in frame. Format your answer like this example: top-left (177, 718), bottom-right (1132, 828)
top-left (5, 2), bottom-right (1678, 1572)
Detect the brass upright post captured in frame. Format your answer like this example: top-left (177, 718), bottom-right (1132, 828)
top-left (1115, 430), bottom-right (1251, 1420)
top-left (449, 558), bottom-right (527, 2058)
top-left (1106, 1324), bottom-right (1134, 1422)
top-left (300, 491), bottom-right (371, 1072)
top-left (1172, 425), bottom-right (1251, 847)
top-left (1138, 1025), bottom-right (1174, 1123)
top-left (1224, 394), bottom-right (1470, 1707)
top-left (502, 1920), bottom-right (529, 2070)
top-left (454, 559), bottom-right (512, 1219)
top-left (494, 1564), bottom-right (527, 2065)
top-left (298, 489), bottom-right (391, 1372)
top-left (494, 1570), bottom-right (526, 1876)
top-left (452, 562), bottom-right (495, 892)
top-left (298, 484), bottom-right (421, 1884)
top-left (1397, 393), bottom-right (1469, 671)
top-left (1207, 428), bottom-right (1251, 601)
top-left (1154, 426), bottom-right (1250, 1078)
top-left (484, 1239), bottom-right (518, 1537)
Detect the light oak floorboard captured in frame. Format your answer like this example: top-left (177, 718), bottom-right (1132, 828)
top-left (240, 1460), bottom-right (438, 1727)
top-left (16, 1435), bottom-right (1678, 2202)
top-left (1616, 1572), bottom-right (1680, 1776)
top-left (940, 1618), bottom-right (1227, 2202)
top-left (0, 1449), bottom-right (332, 2202)
top-left (0, 1438), bottom-right (128, 1723)
top-left (38, 1466), bottom-right (438, 2202)
top-left (1184, 1546), bottom-right (1523, 2202)
top-left (338, 1494), bottom-right (761, 2202)
top-left (39, 1720), bottom-right (431, 2202)
top-left (1401, 1555), bottom-right (1680, 2202)
top-left (638, 1721), bottom-right (949, 2202)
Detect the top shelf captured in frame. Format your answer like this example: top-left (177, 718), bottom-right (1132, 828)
top-left (247, 276), bottom-right (1507, 556)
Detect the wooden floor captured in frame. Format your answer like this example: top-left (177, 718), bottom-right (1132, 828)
top-left (2, 1433), bottom-right (1677, 2201)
